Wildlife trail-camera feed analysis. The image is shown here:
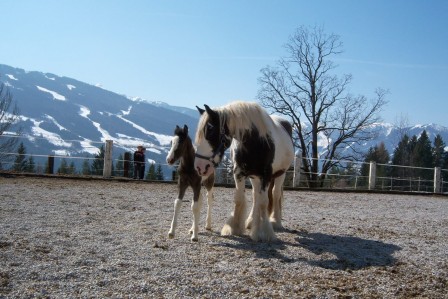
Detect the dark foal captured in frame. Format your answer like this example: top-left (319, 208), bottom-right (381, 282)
top-left (166, 125), bottom-right (215, 241)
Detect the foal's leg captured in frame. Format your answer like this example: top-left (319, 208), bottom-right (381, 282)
top-left (249, 177), bottom-right (275, 242)
top-left (203, 174), bottom-right (215, 231)
top-left (190, 186), bottom-right (202, 242)
top-left (168, 183), bottom-right (188, 239)
top-left (270, 173), bottom-right (286, 230)
top-left (221, 176), bottom-right (246, 236)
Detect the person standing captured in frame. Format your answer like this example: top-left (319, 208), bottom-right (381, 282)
top-left (133, 146), bottom-right (146, 179)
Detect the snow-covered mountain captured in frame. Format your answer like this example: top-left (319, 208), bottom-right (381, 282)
top-left (361, 122), bottom-right (448, 156)
top-left (0, 64), bottom-right (199, 172)
top-left (1, 63), bottom-right (448, 174)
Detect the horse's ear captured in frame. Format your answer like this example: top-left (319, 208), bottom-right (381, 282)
top-left (183, 124), bottom-right (188, 134)
top-left (196, 106), bottom-right (205, 115)
top-left (204, 104), bottom-right (218, 117)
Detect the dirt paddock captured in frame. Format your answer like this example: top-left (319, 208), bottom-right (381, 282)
top-left (0, 176), bottom-right (447, 298)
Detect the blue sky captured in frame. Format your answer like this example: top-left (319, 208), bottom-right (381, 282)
top-left (1, 0), bottom-right (447, 126)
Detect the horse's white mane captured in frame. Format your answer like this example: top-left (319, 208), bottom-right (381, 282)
top-left (196, 101), bottom-right (271, 142)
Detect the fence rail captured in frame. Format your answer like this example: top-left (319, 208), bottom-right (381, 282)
top-left (1, 138), bottom-right (448, 195)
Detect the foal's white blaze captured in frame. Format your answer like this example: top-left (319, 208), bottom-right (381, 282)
top-left (166, 135), bottom-right (179, 165)
top-left (194, 140), bottom-right (215, 177)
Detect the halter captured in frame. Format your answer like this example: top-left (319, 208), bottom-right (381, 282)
top-left (195, 115), bottom-right (231, 167)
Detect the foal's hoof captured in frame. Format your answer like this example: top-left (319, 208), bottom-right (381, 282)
top-left (191, 236), bottom-right (199, 242)
top-left (168, 232), bottom-right (175, 239)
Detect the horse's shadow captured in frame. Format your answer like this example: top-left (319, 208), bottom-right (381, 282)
top-left (292, 229), bottom-right (402, 270)
top-left (210, 228), bottom-right (401, 271)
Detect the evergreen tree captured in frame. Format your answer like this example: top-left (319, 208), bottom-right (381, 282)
top-left (124, 152), bottom-right (133, 178)
top-left (81, 159), bottom-right (91, 175)
top-left (217, 157), bottom-right (233, 184)
top-left (68, 161), bottom-right (76, 174)
top-left (146, 163), bottom-right (156, 180)
top-left (91, 146), bottom-right (105, 175)
top-left (13, 142), bottom-right (28, 172)
top-left (412, 130), bottom-right (433, 179)
top-left (443, 152), bottom-right (448, 181)
top-left (114, 153), bottom-right (124, 176)
top-left (391, 134), bottom-right (412, 178)
top-left (155, 164), bottom-right (164, 180)
top-left (58, 158), bottom-right (69, 174)
top-left (26, 155), bottom-right (36, 173)
top-left (432, 134), bottom-right (445, 167)
top-left (361, 142), bottom-right (390, 178)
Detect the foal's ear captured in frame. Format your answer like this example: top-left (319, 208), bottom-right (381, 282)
top-left (196, 106), bottom-right (205, 115)
top-left (183, 124), bottom-right (188, 134)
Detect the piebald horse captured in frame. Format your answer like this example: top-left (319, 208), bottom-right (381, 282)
top-left (166, 125), bottom-right (215, 241)
top-left (194, 101), bottom-right (294, 242)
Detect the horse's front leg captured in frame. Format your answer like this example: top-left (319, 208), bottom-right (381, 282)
top-left (190, 187), bottom-right (202, 242)
top-left (168, 184), bottom-right (188, 239)
top-left (245, 185), bottom-right (255, 229)
top-left (221, 175), bottom-right (246, 236)
top-left (205, 187), bottom-right (214, 231)
top-left (250, 177), bottom-right (275, 242)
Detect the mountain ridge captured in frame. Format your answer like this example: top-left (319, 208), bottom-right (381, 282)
top-left (1, 63), bottom-right (448, 174)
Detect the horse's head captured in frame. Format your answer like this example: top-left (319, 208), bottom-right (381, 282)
top-left (166, 125), bottom-right (189, 165)
top-left (194, 104), bottom-right (231, 177)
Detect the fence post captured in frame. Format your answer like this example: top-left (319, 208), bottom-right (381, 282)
top-left (369, 161), bottom-right (376, 190)
top-left (47, 155), bottom-right (54, 174)
top-left (293, 154), bottom-right (301, 188)
top-left (434, 167), bottom-right (441, 193)
top-left (103, 140), bottom-right (113, 178)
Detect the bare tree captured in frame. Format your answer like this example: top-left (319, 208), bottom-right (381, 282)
top-left (257, 26), bottom-right (388, 187)
top-left (0, 80), bottom-right (20, 168)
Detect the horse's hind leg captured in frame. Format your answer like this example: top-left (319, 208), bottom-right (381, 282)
top-left (205, 187), bottom-right (214, 230)
top-left (168, 184), bottom-right (187, 239)
top-left (270, 173), bottom-right (286, 230)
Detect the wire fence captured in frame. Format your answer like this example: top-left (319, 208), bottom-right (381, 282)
top-left (1, 134), bottom-right (448, 195)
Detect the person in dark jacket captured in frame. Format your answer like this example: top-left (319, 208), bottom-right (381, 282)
top-left (133, 146), bottom-right (146, 179)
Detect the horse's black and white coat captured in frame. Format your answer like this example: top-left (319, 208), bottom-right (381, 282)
top-left (194, 101), bottom-right (294, 242)
top-left (166, 125), bottom-right (215, 241)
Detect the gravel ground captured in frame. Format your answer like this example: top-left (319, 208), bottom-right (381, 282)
top-left (0, 176), bottom-right (447, 298)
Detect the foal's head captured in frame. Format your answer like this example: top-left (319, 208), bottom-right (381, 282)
top-left (194, 104), bottom-right (231, 177)
top-left (166, 125), bottom-right (191, 165)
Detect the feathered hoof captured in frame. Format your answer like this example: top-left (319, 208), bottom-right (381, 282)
top-left (250, 222), bottom-right (276, 242)
top-left (221, 224), bottom-right (233, 236)
top-left (270, 220), bottom-right (283, 231)
top-left (250, 231), bottom-right (277, 242)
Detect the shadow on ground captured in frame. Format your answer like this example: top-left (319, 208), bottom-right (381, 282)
top-left (293, 229), bottom-right (402, 270)
top-left (211, 229), bottom-right (402, 271)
